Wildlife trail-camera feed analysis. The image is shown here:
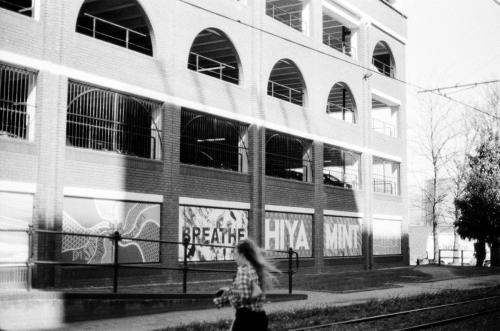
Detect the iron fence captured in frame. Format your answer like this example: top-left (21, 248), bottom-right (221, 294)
top-left (0, 227), bottom-right (299, 294)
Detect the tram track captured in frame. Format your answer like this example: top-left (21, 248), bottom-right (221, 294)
top-left (288, 295), bottom-right (500, 330)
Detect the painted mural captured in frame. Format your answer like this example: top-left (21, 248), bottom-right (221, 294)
top-left (324, 216), bottom-right (362, 257)
top-left (373, 219), bottom-right (402, 255)
top-left (179, 206), bottom-right (248, 262)
top-left (264, 212), bottom-right (313, 258)
top-left (0, 192), bottom-right (32, 262)
top-left (62, 197), bottom-right (160, 264)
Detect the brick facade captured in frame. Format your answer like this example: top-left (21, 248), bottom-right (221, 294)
top-left (0, 0), bottom-right (408, 288)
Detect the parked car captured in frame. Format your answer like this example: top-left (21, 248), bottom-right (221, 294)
top-left (323, 174), bottom-right (352, 188)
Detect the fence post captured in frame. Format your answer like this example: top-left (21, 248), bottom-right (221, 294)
top-left (26, 225), bottom-right (33, 291)
top-left (183, 236), bottom-right (189, 294)
top-left (438, 249), bottom-right (441, 265)
top-left (288, 248), bottom-right (293, 295)
top-left (112, 231), bottom-right (121, 293)
top-left (461, 250), bottom-right (464, 267)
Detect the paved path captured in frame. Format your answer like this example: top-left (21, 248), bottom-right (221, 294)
top-left (45, 273), bottom-right (500, 331)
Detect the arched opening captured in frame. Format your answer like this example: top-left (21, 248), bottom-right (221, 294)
top-left (187, 28), bottom-right (240, 84)
top-left (372, 41), bottom-right (395, 78)
top-left (326, 82), bottom-right (357, 123)
top-left (76, 0), bottom-right (154, 56)
top-left (0, 0), bottom-right (32, 16)
top-left (180, 108), bottom-right (248, 172)
top-left (265, 130), bottom-right (312, 182)
top-left (267, 59), bottom-right (306, 106)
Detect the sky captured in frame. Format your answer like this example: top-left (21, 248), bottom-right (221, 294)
top-left (397, 0), bottom-right (500, 185)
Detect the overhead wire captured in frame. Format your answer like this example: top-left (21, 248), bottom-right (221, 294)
top-left (179, 0), bottom-right (500, 120)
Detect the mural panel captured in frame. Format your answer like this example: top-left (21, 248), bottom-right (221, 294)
top-left (264, 212), bottom-right (313, 258)
top-left (0, 192), bottom-right (32, 262)
top-left (324, 216), bottom-right (362, 257)
top-left (179, 206), bottom-right (248, 262)
top-left (373, 219), bottom-right (402, 255)
top-left (62, 197), bottom-right (160, 263)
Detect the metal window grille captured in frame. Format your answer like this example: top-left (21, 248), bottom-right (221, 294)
top-left (265, 130), bottom-right (312, 182)
top-left (373, 157), bottom-right (399, 195)
top-left (323, 146), bottom-right (360, 189)
top-left (0, 0), bottom-right (32, 17)
top-left (66, 81), bottom-right (162, 159)
top-left (0, 63), bottom-right (36, 140)
top-left (180, 109), bottom-right (248, 172)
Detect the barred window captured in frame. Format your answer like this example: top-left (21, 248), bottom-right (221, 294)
top-left (0, 62), bottom-right (36, 140)
top-left (323, 145), bottom-right (360, 189)
top-left (66, 81), bottom-right (162, 159)
top-left (373, 157), bottom-right (400, 195)
top-left (0, 0), bottom-right (33, 17)
top-left (180, 109), bottom-right (248, 172)
top-left (266, 130), bottom-right (312, 182)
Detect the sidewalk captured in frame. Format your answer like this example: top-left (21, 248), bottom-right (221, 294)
top-left (45, 270), bottom-right (500, 331)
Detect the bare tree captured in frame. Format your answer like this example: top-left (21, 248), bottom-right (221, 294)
top-left (414, 94), bottom-right (458, 263)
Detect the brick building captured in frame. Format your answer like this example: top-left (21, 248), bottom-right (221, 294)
top-left (0, 0), bottom-right (408, 288)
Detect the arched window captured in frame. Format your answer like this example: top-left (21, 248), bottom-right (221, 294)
top-left (372, 41), bottom-right (395, 78)
top-left (76, 0), bottom-right (154, 56)
top-left (267, 59), bottom-right (306, 106)
top-left (188, 28), bottom-right (240, 84)
top-left (326, 82), bottom-right (357, 123)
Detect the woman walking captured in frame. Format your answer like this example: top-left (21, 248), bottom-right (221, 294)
top-left (214, 238), bottom-right (279, 331)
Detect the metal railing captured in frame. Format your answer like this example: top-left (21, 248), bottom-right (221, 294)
top-left (267, 4), bottom-right (303, 32)
top-left (0, 0), bottom-right (33, 16)
top-left (76, 13), bottom-right (152, 55)
top-left (372, 118), bottom-right (396, 137)
top-left (323, 169), bottom-right (359, 189)
top-left (323, 34), bottom-right (355, 57)
top-left (188, 52), bottom-right (238, 84)
top-left (373, 174), bottom-right (399, 195)
top-left (438, 249), bottom-right (475, 266)
top-left (326, 102), bottom-right (356, 123)
top-left (0, 227), bottom-right (300, 294)
top-left (372, 57), bottom-right (396, 78)
top-left (268, 80), bottom-right (303, 106)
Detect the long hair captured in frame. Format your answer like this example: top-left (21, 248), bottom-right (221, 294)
top-left (236, 238), bottom-right (279, 291)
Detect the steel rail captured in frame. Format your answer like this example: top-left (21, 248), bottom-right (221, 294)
top-left (393, 307), bottom-right (500, 331)
top-left (288, 295), bottom-right (500, 330)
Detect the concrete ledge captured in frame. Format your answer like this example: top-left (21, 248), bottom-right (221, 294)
top-left (0, 291), bottom-right (307, 330)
